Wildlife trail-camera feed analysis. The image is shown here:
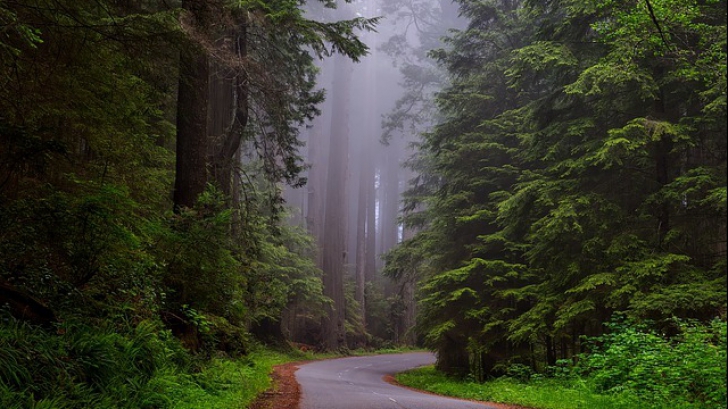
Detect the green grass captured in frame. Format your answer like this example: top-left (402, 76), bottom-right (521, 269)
top-left (395, 366), bottom-right (710, 409)
top-left (0, 317), bottom-right (319, 409)
top-left (170, 349), bottom-right (299, 409)
top-left (169, 346), bottom-right (430, 408)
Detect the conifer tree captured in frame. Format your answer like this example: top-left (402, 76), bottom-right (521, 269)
top-left (392, 0), bottom-right (726, 376)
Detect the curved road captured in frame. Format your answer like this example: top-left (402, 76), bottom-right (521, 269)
top-left (296, 352), bottom-right (496, 409)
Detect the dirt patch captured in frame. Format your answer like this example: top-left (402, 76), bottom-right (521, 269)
top-left (382, 374), bottom-right (532, 409)
top-left (249, 361), bottom-right (308, 409)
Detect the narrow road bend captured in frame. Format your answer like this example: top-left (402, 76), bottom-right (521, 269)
top-left (296, 352), bottom-right (498, 409)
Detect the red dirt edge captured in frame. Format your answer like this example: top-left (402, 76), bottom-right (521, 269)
top-left (248, 361), bottom-right (307, 409)
top-left (249, 360), bottom-right (531, 409)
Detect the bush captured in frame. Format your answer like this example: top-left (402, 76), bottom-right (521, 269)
top-left (578, 317), bottom-right (727, 408)
top-left (0, 315), bottom-right (187, 409)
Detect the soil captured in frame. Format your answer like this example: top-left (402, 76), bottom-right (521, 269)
top-left (250, 360), bottom-right (531, 409)
top-left (248, 360), bottom-right (308, 409)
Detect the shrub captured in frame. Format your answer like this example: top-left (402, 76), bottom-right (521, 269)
top-left (578, 317), bottom-right (727, 408)
top-left (0, 315), bottom-right (187, 409)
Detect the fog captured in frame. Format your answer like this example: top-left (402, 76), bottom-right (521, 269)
top-left (281, 0), bottom-right (465, 346)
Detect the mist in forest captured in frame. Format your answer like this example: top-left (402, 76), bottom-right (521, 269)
top-left (2, 1), bottom-right (723, 405)
top-left (281, 0), bottom-right (464, 348)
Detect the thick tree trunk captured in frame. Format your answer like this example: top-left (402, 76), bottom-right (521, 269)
top-left (354, 151), bottom-right (374, 325)
top-left (306, 112), bottom-right (329, 269)
top-left (437, 334), bottom-right (469, 377)
top-left (173, 0), bottom-right (210, 211)
top-left (545, 335), bottom-right (556, 367)
top-left (354, 174), bottom-right (366, 323)
top-left (305, 53), bottom-right (333, 269)
top-left (399, 177), bottom-right (419, 346)
top-left (379, 141), bottom-right (401, 262)
top-left (211, 18), bottom-right (248, 202)
top-left (652, 89), bottom-right (672, 249)
top-left (321, 54), bottom-right (352, 350)
top-left (365, 173), bottom-right (376, 282)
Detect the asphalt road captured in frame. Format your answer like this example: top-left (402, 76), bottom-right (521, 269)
top-left (296, 352), bottom-right (497, 409)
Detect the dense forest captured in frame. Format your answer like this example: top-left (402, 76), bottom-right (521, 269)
top-left (385, 0), bottom-right (726, 380)
top-left (0, 0), bottom-right (726, 408)
top-left (0, 0), bottom-right (380, 406)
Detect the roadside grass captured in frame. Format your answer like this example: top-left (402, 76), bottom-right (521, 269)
top-left (395, 366), bottom-right (708, 409)
top-left (0, 317), bottom-right (326, 409)
top-left (0, 317), bottom-right (464, 409)
top-left (170, 347), bottom-right (322, 409)
top-left (172, 346), bottom-right (413, 409)
top-left (169, 350), bottom-right (276, 409)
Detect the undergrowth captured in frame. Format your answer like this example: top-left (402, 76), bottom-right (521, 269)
top-left (396, 318), bottom-right (726, 409)
top-left (0, 316), bottom-right (305, 409)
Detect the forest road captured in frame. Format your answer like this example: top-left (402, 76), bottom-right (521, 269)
top-left (296, 352), bottom-right (497, 409)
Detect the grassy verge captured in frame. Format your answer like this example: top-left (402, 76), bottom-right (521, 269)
top-left (0, 317), bottom-right (432, 409)
top-left (0, 317), bottom-right (322, 409)
top-left (169, 349), bottom-right (302, 409)
top-left (171, 346), bottom-right (426, 408)
top-left (395, 366), bottom-right (709, 409)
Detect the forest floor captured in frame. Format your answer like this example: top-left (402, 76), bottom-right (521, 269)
top-left (249, 359), bottom-right (531, 409)
top-left (248, 360), bottom-right (306, 409)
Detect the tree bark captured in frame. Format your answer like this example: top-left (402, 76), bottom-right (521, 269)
top-left (211, 15), bottom-right (248, 202)
top-left (321, 53), bottom-right (352, 350)
top-left (378, 140), bottom-right (401, 268)
top-left (652, 88), bottom-right (672, 249)
top-left (173, 0), bottom-right (210, 211)
top-left (354, 153), bottom-right (371, 325)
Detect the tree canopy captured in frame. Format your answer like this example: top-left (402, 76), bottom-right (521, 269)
top-left (0, 1), bottom-right (377, 405)
top-left (386, 0), bottom-right (726, 378)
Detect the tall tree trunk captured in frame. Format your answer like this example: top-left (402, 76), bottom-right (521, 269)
top-left (173, 0), bottom-right (210, 211)
top-left (400, 224), bottom-right (418, 345)
top-left (354, 166), bottom-right (367, 324)
top-left (652, 86), bottom-right (672, 249)
top-left (364, 169), bottom-right (377, 282)
top-left (354, 149), bottom-right (375, 326)
top-left (301, 112), bottom-right (328, 345)
top-left (305, 66), bottom-right (330, 268)
top-left (353, 35), bottom-right (378, 329)
top-left (437, 334), bottom-right (470, 377)
top-left (212, 16), bottom-right (248, 202)
top-left (321, 53), bottom-right (352, 350)
top-left (378, 140), bottom-right (401, 268)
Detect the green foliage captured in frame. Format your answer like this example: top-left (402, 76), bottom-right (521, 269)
top-left (153, 180), bottom-right (326, 350)
top-left (392, 0), bottom-right (726, 380)
top-left (170, 349), bottom-right (300, 409)
top-left (397, 365), bottom-right (692, 409)
top-left (155, 187), bottom-right (243, 319)
top-left (0, 183), bottom-right (161, 320)
top-left (213, 0), bottom-right (380, 187)
top-left (0, 315), bottom-right (314, 409)
top-left (243, 210), bottom-right (327, 328)
top-left (0, 0), bottom-right (176, 321)
top-left (0, 5), bottom-right (43, 56)
top-left (1, 0), bottom-right (367, 404)
top-left (579, 317), bottom-right (727, 408)
top-left (398, 335), bottom-right (727, 409)
top-left (0, 316), bottom-right (187, 409)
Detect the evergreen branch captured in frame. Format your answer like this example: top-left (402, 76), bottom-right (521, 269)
top-left (644, 0), bottom-right (672, 51)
